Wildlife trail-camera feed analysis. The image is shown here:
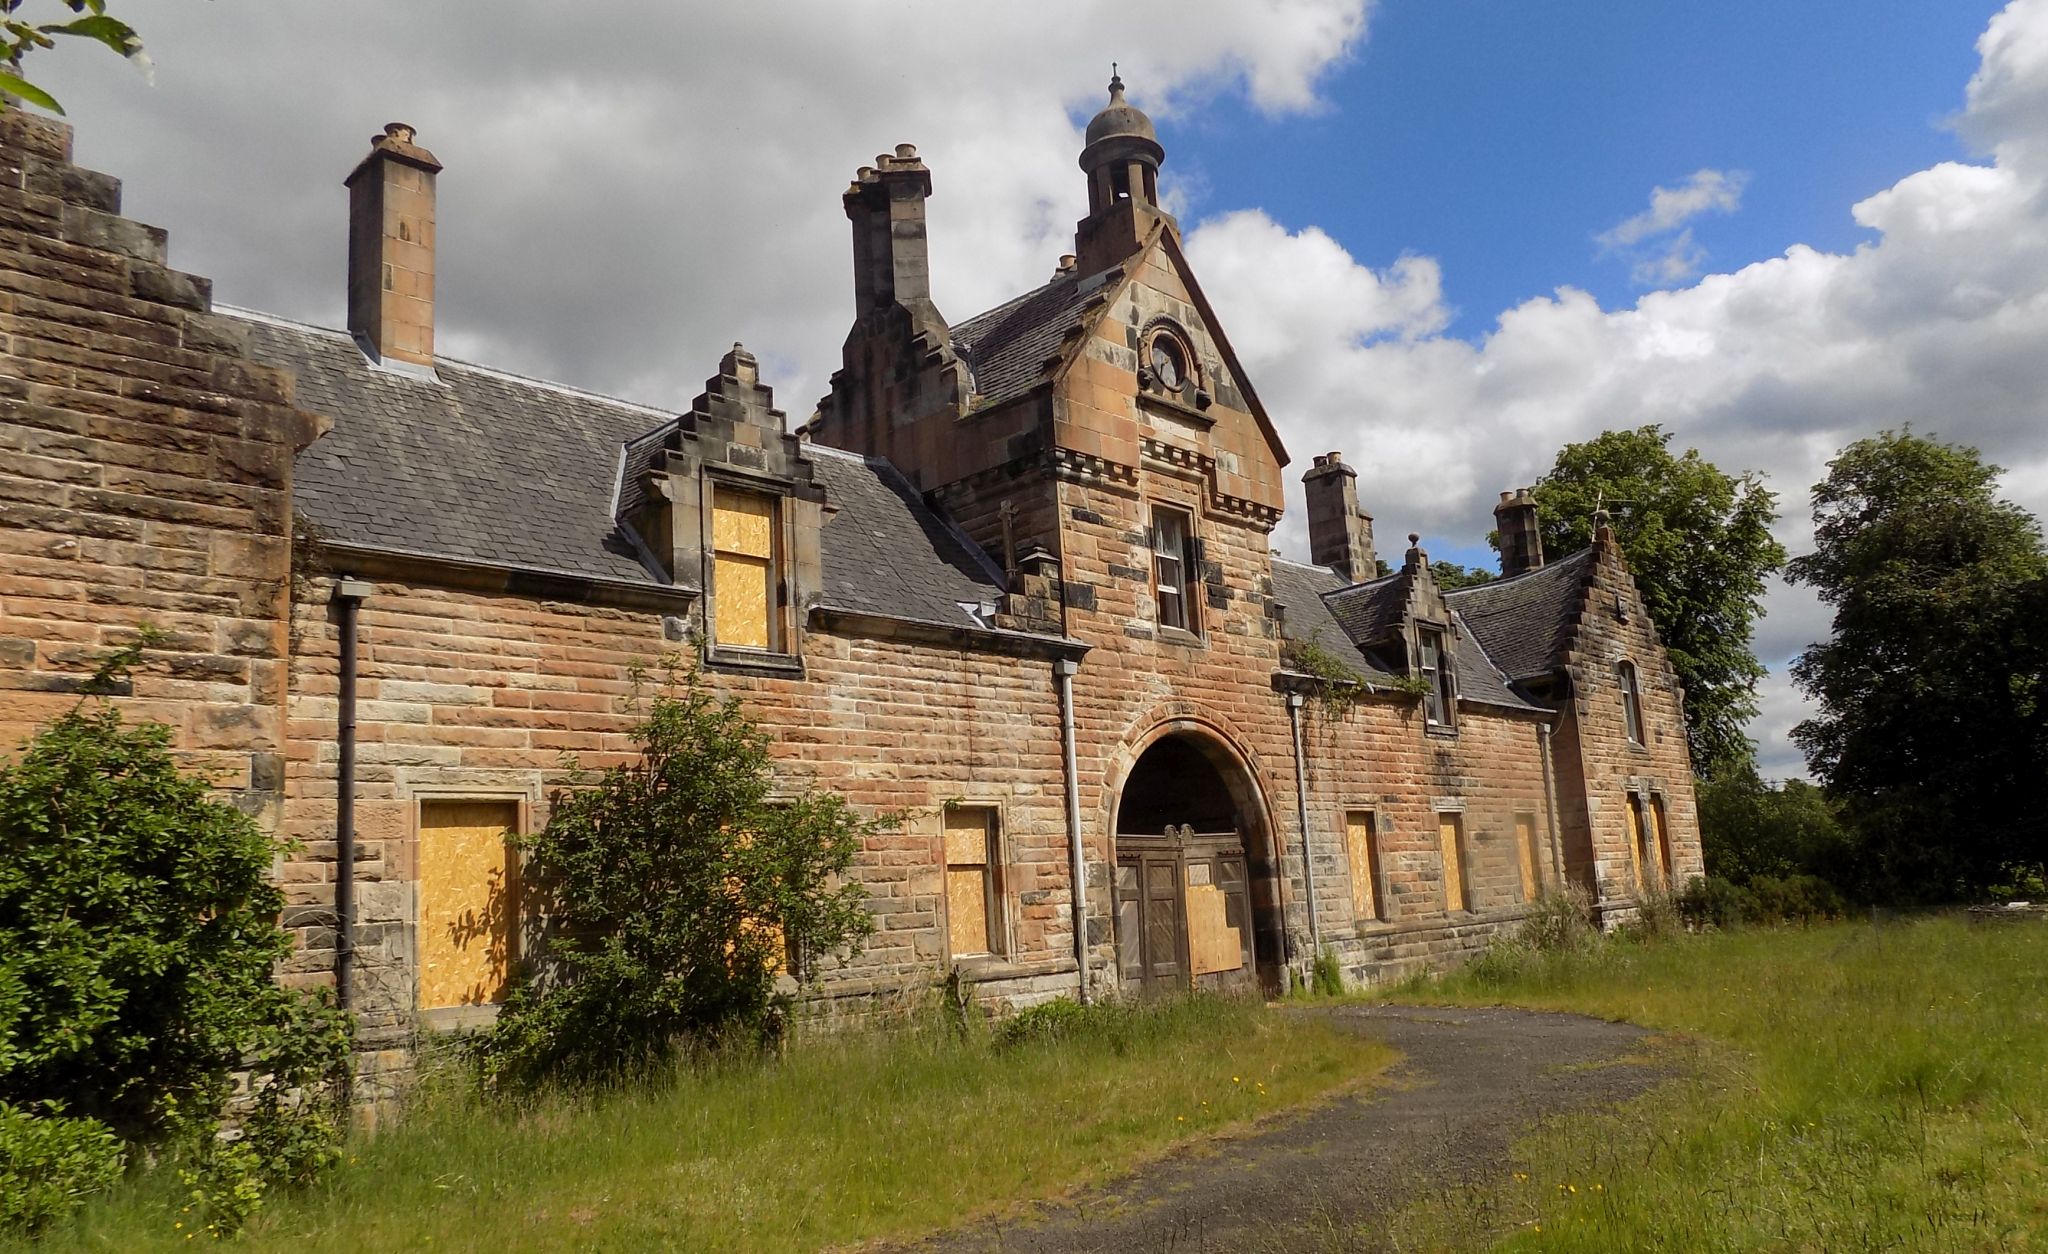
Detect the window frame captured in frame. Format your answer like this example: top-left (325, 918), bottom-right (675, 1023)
top-left (1150, 503), bottom-right (1199, 637)
top-left (943, 805), bottom-right (1007, 961)
top-left (1618, 659), bottom-right (1646, 746)
top-left (708, 482), bottom-right (787, 658)
top-left (1417, 625), bottom-right (1455, 729)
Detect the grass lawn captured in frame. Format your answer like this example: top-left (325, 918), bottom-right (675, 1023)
top-left (1386, 915), bottom-right (2048, 1251)
top-left (19, 995), bottom-right (1391, 1252)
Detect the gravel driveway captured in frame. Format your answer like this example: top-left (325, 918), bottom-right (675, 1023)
top-left (904, 1004), bottom-right (1667, 1254)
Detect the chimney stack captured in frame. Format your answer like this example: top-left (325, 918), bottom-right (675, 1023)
top-left (1303, 451), bottom-right (1377, 584)
top-left (843, 143), bottom-right (942, 327)
top-left (1494, 488), bottom-right (1545, 577)
top-left (346, 122), bottom-right (441, 369)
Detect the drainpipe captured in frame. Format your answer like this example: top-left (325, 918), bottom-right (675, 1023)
top-left (1055, 657), bottom-right (1088, 1004)
top-left (1285, 692), bottom-right (1321, 961)
top-left (1539, 722), bottom-right (1565, 887)
top-left (331, 576), bottom-right (374, 1013)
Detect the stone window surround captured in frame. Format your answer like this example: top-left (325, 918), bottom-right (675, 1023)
top-left (1413, 619), bottom-right (1458, 737)
top-left (699, 463), bottom-right (804, 676)
top-left (1135, 314), bottom-right (1210, 410)
top-left (1146, 498), bottom-right (1204, 645)
top-left (1340, 804), bottom-right (1395, 930)
top-left (400, 781), bottom-right (543, 1033)
top-left (1617, 657), bottom-right (1647, 748)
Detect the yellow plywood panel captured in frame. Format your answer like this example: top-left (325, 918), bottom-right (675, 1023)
top-left (1625, 800), bottom-right (1646, 890)
top-left (712, 491), bottom-right (776, 558)
top-left (944, 808), bottom-right (991, 865)
top-left (1345, 812), bottom-right (1378, 921)
top-left (715, 552), bottom-right (772, 649)
top-left (417, 800), bottom-right (519, 1010)
top-left (1186, 882), bottom-right (1242, 975)
top-left (1652, 799), bottom-right (1674, 883)
top-left (1438, 815), bottom-right (1465, 913)
top-left (947, 866), bottom-right (990, 955)
top-left (1515, 814), bottom-right (1539, 901)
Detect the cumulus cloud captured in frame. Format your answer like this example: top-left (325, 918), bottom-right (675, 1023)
top-left (1189, 0), bottom-right (2048, 779)
top-left (1595, 169), bottom-right (1749, 286)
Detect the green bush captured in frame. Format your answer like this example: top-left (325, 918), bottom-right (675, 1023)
top-left (1520, 886), bottom-right (1598, 954)
top-left (1675, 875), bottom-right (1759, 930)
top-left (1746, 873), bottom-right (1846, 922)
top-left (1311, 949), bottom-right (1345, 997)
top-left (0, 672), bottom-right (351, 1236)
top-left (479, 665), bottom-right (886, 1090)
top-left (0, 1101), bottom-right (124, 1236)
top-left (992, 997), bottom-right (1107, 1049)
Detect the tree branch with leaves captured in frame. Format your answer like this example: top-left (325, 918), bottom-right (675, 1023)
top-left (2, 0), bottom-right (146, 116)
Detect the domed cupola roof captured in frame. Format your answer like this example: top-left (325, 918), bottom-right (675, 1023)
top-left (1081, 71), bottom-right (1164, 170)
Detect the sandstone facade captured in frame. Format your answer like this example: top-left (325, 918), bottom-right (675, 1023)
top-left (0, 87), bottom-right (1700, 1087)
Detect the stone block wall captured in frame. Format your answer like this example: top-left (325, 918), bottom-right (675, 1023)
top-left (0, 111), bottom-right (322, 822)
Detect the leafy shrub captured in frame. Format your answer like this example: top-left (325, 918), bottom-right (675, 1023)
top-left (0, 667), bottom-right (351, 1236)
top-left (0, 1101), bottom-right (124, 1235)
top-left (992, 997), bottom-right (1108, 1050)
top-left (1676, 875), bottom-right (1759, 930)
top-left (1311, 949), bottom-right (1345, 997)
top-left (1618, 891), bottom-right (1681, 943)
top-left (479, 665), bottom-right (886, 1089)
top-left (1747, 874), bottom-right (1846, 923)
top-left (1521, 887), bottom-right (1598, 954)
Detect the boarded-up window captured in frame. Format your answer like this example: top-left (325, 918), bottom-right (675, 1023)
top-left (1151, 505), bottom-right (1195, 632)
top-left (1625, 794), bottom-right (1649, 892)
top-left (713, 489), bottom-right (779, 651)
top-left (944, 807), bottom-right (1002, 958)
top-left (1438, 812), bottom-right (1468, 913)
top-left (1651, 795), bottom-right (1674, 885)
top-left (1345, 810), bottom-right (1384, 923)
top-left (417, 800), bottom-right (520, 1010)
top-left (1515, 812), bottom-right (1541, 901)
top-left (1618, 660), bottom-right (1645, 745)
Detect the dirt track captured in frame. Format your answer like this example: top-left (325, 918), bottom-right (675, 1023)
top-left (907, 1004), bottom-right (1666, 1253)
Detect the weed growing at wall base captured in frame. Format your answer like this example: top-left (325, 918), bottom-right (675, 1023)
top-left (1387, 917), bottom-right (2048, 1250)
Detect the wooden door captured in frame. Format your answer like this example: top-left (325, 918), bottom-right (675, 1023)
top-left (1114, 850), bottom-right (1187, 994)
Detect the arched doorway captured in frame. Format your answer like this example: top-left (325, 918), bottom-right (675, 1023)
top-left (1112, 732), bottom-right (1282, 996)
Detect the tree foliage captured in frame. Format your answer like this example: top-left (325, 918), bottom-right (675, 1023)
top-left (1697, 770), bottom-right (1853, 888)
top-left (1427, 560), bottom-right (1494, 591)
top-left (1, 1), bottom-right (144, 115)
top-left (1519, 425), bottom-right (1786, 777)
top-left (480, 665), bottom-right (884, 1089)
top-left (0, 667), bottom-right (351, 1234)
top-left (1788, 430), bottom-right (2048, 899)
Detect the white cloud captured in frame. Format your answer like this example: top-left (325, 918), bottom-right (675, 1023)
top-left (1595, 168), bottom-right (1749, 286)
top-left (1190, 0), bottom-right (2048, 778)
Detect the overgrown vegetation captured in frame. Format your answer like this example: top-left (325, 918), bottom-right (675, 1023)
top-left (0, 1), bottom-right (146, 116)
top-left (0, 643), bottom-right (351, 1236)
top-left (24, 997), bottom-right (1393, 1252)
top-left (1282, 634), bottom-right (1368, 722)
top-left (477, 664), bottom-right (887, 1090)
top-left (1387, 917), bottom-right (2048, 1250)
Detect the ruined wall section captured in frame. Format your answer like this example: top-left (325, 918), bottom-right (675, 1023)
top-left (0, 112), bottom-right (323, 825)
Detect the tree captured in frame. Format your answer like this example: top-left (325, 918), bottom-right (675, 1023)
top-left (1696, 770), bottom-right (1852, 887)
top-left (480, 665), bottom-right (885, 1089)
top-left (1, 1), bottom-right (145, 116)
top-left (0, 650), bottom-right (351, 1234)
top-left (1787, 430), bottom-right (2048, 899)
top-left (1427, 560), bottom-right (1494, 591)
top-left (1518, 425), bottom-right (1786, 778)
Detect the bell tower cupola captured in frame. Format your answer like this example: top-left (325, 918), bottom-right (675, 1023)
top-left (1075, 69), bottom-right (1174, 274)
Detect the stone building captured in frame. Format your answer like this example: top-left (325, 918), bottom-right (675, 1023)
top-left (0, 83), bottom-right (1700, 1085)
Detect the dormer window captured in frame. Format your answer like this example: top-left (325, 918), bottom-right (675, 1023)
top-left (1418, 626), bottom-right (1453, 726)
top-left (712, 487), bottom-right (782, 652)
top-left (1619, 660), bottom-right (1645, 745)
top-left (1151, 504), bottom-right (1195, 633)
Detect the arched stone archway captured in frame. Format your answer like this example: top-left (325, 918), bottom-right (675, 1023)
top-left (1111, 730), bottom-right (1283, 997)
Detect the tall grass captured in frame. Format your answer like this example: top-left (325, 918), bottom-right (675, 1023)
top-left (19, 995), bottom-right (1391, 1253)
top-left (1389, 917), bottom-right (2048, 1251)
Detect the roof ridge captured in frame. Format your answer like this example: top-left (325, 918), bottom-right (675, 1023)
top-left (1443, 545), bottom-right (1595, 602)
top-left (220, 304), bottom-right (676, 419)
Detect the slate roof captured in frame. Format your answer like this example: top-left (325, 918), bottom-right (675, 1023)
top-left (804, 445), bottom-right (1007, 630)
top-left (241, 310), bottom-right (1013, 634)
top-left (241, 312), bottom-right (670, 587)
top-left (950, 266), bottom-right (1120, 411)
top-left (1270, 558), bottom-right (1544, 713)
top-left (1443, 548), bottom-right (1596, 682)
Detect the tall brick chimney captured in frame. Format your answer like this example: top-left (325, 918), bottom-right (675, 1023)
top-left (346, 122), bottom-right (440, 369)
top-left (844, 143), bottom-right (943, 329)
top-left (1303, 451), bottom-right (1376, 584)
top-left (1495, 487), bottom-right (1545, 577)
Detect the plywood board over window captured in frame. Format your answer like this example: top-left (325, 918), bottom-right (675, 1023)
top-left (1625, 795), bottom-right (1649, 892)
top-left (944, 807), bottom-right (1002, 958)
top-left (1345, 811), bottom-right (1383, 923)
top-left (417, 800), bottom-right (520, 1010)
top-left (713, 489), bottom-right (778, 651)
top-left (1514, 812), bottom-right (1541, 901)
top-left (1438, 813), bottom-right (1468, 913)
